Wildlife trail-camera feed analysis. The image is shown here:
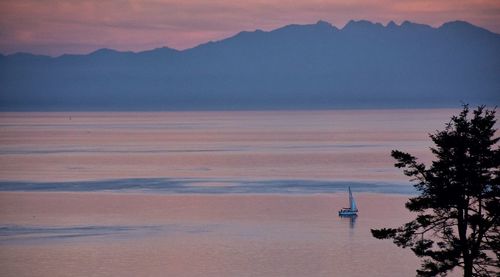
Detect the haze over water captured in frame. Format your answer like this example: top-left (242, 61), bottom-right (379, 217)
top-left (0, 109), bottom-right (462, 276)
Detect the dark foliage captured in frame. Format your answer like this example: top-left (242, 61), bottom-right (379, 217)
top-left (371, 105), bottom-right (499, 277)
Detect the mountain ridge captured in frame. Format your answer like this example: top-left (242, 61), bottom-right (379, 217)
top-left (1, 19), bottom-right (499, 110)
top-left (3, 19), bottom-right (498, 58)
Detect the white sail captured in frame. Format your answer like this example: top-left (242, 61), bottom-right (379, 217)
top-left (350, 196), bottom-right (357, 211)
top-left (348, 187), bottom-right (357, 211)
top-left (339, 186), bottom-right (358, 216)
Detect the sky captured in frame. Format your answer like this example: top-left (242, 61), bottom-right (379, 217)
top-left (1, 0), bottom-right (500, 56)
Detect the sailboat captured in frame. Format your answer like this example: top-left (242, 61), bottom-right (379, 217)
top-left (338, 186), bottom-right (358, 216)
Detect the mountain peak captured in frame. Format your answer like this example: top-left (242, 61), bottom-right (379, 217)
top-left (271, 20), bottom-right (337, 35)
top-left (90, 48), bottom-right (119, 55)
top-left (138, 46), bottom-right (178, 54)
top-left (438, 20), bottom-right (491, 34)
top-left (315, 20), bottom-right (332, 27)
top-left (436, 20), bottom-right (500, 40)
top-left (441, 20), bottom-right (475, 28)
top-left (343, 20), bottom-right (384, 31)
top-left (386, 20), bottom-right (398, 28)
top-left (401, 20), bottom-right (412, 26)
top-left (400, 20), bottom-right (420, 28)
top-left (399, 20), bottom-right (434, 32)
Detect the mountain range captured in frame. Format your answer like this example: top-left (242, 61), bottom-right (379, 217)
top-left (1, 19), bottom-right (499, 110)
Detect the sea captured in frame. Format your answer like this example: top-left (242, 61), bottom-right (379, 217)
top-left (0, 109), bottom-right (462, 276)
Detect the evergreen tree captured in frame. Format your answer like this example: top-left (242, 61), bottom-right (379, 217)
top-left (372, 105), bottom-right (499, 276)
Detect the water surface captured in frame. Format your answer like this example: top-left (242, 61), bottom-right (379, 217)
top-left (0, 110), bottom-right (462, 276)
top-left (0, 192), bottom-right (425, 277)
top-left (0, 109), bottom-right (455, 191)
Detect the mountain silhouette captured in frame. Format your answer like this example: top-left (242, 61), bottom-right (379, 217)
top-left (1, 20), bottom-right (499, 110)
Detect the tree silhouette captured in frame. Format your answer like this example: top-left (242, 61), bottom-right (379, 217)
top-left (371, 105), bottom-right (499, 277)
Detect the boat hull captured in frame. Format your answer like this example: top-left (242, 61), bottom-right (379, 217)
top-left (338, 210), bottom-right (358, 216)
top-left (339, 187), bottom-right (358, 216)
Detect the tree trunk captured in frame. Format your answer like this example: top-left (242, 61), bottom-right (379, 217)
top-left (457, 207), bottom-right (471, 277)
top-left (463, 257), bottom-right (473, 277)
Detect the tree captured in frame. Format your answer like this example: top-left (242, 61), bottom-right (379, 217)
top-left (371, 105), bottom-right (499, 277)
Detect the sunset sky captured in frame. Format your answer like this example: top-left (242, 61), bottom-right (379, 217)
top-left (1, 0), bottom-right (499, 56)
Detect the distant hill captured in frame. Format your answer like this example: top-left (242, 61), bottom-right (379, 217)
top-left (1, 20), bottom-right (499, 110)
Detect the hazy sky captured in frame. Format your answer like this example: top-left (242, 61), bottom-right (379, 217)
top-left (1, 0), bottom-right (499, 56)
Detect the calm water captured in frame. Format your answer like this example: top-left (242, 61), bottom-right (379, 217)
top-left (0, 109), bottom-right (461, 276)
top-left (0, 109), bottom-right (455, 191)
top-left (1, 192), bottom-right (425, 277)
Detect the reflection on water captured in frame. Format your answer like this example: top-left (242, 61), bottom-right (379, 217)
top-left (339, 215), bottom-right (357, 229)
